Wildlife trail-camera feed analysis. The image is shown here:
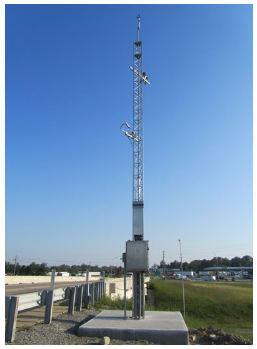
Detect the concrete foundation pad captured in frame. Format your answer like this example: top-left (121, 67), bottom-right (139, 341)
top-left (78, 310), bottom-right (188, 345)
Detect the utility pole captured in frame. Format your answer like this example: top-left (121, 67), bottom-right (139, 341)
top-left (121, 15), bottom-right (150, 320)
top-left (13, 255), bottom-right (17, 276)
top-left (214, 253), bottom-right (219, 280)
top-left (178, 240), bottom-right (185, 318)
top-left (163, 251), bottom-right (166, 278)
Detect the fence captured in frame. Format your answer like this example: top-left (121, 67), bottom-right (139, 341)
top-left (5, 280), bottom-right (104, 343)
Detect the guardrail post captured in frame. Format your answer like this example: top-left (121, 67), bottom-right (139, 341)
top-left (98, 282), bottom-right (101, 300)
top-left (99, 282), bottom-right (102, 298)
top-left (5, 296), bottom-right (10, 319)
top-left (50, 269), bottom-right (56, 290)
top-left (5, 296), bottom-right (19, 342)
top-left (86, 270), bottom-right (89, 286)
top-left (100, 282), bottom-right (102, 298)
top-left (65, 286), bottom-right (70, 299)
top-left (95, 282), bottom-right (98, 301)
top-left (40, 290), bottom-right (47, 306)
top-left (75, 286), bottom-right (78, 305)
top-left (44, 268), bottom-right (56, 324)
top-left (68, 287), bottom-right (76, 314)
top-left (98, 282), bottom-right (101, 299)
top-left (102, 271), bottom-right (105, 295)
top-left (91, 283), bottom-right (95, 306)
top-left (84, 270), bottom-right (89, 308)
top-left (44, 290), bottom-right (54, 324)
top-left (96, 282), bottom-right (99, 301)
top-left (76, 285), bottom-right (83, 311)
top-left (83, 283), bottom-right (89, 308)
top-left (94, 282), bottom-right (98, 302)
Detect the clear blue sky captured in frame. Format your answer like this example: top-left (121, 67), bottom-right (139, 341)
top-left (5, 4), bottom-right (253, 268)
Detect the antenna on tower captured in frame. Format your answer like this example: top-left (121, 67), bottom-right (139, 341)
top-left (137, 14), bottom-right (141, 41)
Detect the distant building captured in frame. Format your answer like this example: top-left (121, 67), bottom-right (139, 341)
top-left (203, 266), bottom-right (253, 273)
top-left (79, 271), bottom-right (101, 277)
top-left (46, 272), bottom-right (70, 277)
top-left (46, 271), bottom-right (58, 276)
top-left (57, 272), bottom-right (70, 277)
top-left (203, 266), bottom-right (253, 277)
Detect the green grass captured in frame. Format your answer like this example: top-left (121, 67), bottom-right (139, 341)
top-left (148, 279), bottom-right (253, 340)
top-left (94, 294), bottom-right (132, 310)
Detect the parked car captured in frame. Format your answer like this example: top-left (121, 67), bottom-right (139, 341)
top-left (174, 274), bottom-right (187, 280)
top-left (201, 276), bottom-right (216, 281)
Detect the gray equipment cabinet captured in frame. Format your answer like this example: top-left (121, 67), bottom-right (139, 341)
top-left (126, 240), bottom-right (149, 271)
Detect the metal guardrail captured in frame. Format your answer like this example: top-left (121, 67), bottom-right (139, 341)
top-left (5, 280), bottom-right (106, 343)
top-left (5, 276), bottom-right (109, 344)
top-left (6, 293), bottom-right (40, 317)
top-left (53, 288), bottom-right (66, 302)
top-left (18, 292), bottom-right (42, 311)
top-left (5, 287), bottom-right (66, 318)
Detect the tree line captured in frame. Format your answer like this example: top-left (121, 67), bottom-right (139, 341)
top-left (5, 255), bottom-right (252, 276)
top-left (161, 255), bottom-right (253, 272)
top-left (5, 261), bottom-right (123, 277)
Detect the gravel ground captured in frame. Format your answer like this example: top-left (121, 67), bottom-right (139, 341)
top-left (6, 309), bottom-right (155, 345)
top-left (6, 309), bottom-right (253, 345)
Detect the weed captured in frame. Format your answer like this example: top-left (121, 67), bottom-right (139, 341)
top-left (17, 325), bottom-right (31, 332)
top-left (94, 295), bottom-right (132, 310)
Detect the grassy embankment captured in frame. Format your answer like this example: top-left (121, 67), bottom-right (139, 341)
top-left (147, 279), bottom-right (253, 339)
top-left (94, 279), bottom-right (253, 340)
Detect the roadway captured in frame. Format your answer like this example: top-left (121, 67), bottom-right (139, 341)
top-left (5, 281), bottom-right (94, 296)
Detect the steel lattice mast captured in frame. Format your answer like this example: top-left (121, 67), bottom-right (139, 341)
top-left (133, 15), bottom-right (143, 204)
top-left (121, 15), bottom-right (149, 320)
top-left (131, 15), bottom-right (150, 243)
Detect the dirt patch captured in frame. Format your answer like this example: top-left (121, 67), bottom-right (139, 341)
top-left (189, 326), bottom-right (253, 345)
